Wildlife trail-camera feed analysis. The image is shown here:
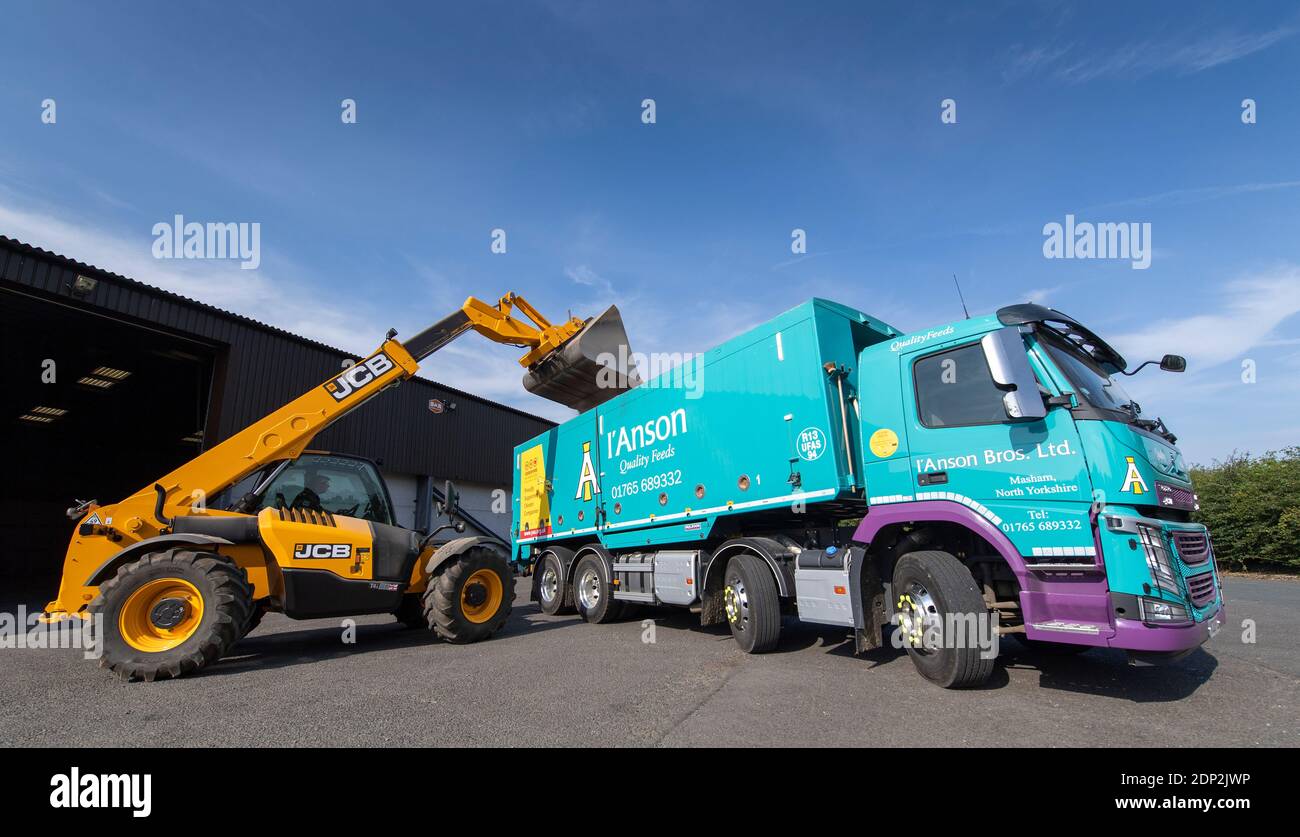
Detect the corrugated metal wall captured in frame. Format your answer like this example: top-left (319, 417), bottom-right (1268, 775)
top-left (0, 237), bottom-right (554, 484)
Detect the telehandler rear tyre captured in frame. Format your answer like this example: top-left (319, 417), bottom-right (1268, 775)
top-left (424, 546), bottom-right (513, 643)
top-left (89, 549), bottom-right (252, 681)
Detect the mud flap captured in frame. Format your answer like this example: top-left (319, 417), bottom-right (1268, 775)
top-left (849, 546), bottom-right (889, 652)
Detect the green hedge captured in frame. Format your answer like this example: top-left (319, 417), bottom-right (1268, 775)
top-left (1190, 447), bottom-right (1300, 571)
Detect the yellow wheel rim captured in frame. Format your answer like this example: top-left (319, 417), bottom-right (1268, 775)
top-left (118, 578), bottom-right (205, 653)
top-left (461, 569), bottom-right (504, 624)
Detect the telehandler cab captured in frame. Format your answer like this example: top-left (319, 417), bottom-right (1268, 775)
top-left (44, 293), bottom-right (638, 680)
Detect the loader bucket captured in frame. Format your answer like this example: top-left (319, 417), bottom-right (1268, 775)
top-left (523, 304), bottom-right (641, 411)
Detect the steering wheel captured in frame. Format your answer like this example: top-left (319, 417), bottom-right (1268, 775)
top-left (335, 504), bottom-right (360, 517)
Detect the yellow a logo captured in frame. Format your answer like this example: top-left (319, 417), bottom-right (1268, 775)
top-left (575, 441), bottom-right (600, 501)
top-left (1120, 456), bottom-right (1148, 495)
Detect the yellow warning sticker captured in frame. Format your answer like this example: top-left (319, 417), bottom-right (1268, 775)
top-left (869, 428), bottom-right (900, 458)
top-left (519, 444), bottom-right (549, 535)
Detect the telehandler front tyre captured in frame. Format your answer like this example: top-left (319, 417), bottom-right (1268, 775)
top-left (89, 549), bottom-right (252, 681)
top-left (424, 546), bottom-right (513, 643)
top-left (241, 601), bottom-right (269, 639)
top-left (892, 550), bottom-right (995, 688)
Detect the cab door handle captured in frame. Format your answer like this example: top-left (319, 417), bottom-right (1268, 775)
top-left (918, 471), bottom-right (948, 486)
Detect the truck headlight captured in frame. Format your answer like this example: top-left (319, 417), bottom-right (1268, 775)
top-left (1138, 597), bottom-right (1190, 625)
top-left (1137, 523), bottom-right (1180, 595)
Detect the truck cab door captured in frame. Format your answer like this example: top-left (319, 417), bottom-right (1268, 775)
top-left (902, 331), bottom-right (1094, 556)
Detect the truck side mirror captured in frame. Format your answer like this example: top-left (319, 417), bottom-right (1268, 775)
top-left (981, 327), bottom-right (1047, 422)
top-left (1160, 354), bottom-right (1186, 373)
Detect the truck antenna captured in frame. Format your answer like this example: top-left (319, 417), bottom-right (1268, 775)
top-left (952, 273), bottom-right (970, 319)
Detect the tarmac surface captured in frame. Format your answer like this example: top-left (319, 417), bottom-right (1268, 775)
top-left (1, 576), bottom-right (1295, 747)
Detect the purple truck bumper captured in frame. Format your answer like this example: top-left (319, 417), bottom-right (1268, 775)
top-left (1110, 603), bottom-right (1225, 653)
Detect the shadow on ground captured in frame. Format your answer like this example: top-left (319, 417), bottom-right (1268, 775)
top-left (629, 609), bottom-right (1218, 702)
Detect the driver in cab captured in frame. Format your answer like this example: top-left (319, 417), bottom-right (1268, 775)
top-left (291, 473), bottom-right (331, 512)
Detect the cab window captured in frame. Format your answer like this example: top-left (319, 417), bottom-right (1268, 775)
top-left (250, 454), bottom-right (395, 525)
top-left (913, 343), bottom-right (1009, 428)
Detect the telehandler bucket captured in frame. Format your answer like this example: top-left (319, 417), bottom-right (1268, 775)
top-left (523, 304), bottom-right (641, 411)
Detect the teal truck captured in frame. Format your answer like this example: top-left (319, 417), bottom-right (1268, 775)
top-left (509, 299), bottom-right (1225, 687)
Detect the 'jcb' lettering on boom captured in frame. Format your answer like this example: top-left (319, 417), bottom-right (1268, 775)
top-left (325, 352), bottom-right (395, 401)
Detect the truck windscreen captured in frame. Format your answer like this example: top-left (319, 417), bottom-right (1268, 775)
top-left (1042, 338), bottom-right (1137, 415)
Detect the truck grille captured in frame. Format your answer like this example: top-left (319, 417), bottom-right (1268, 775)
top-left (1186, 571), bottom-right (1217, 608)
top-left (1173, 531), bottom-right (1211, 566)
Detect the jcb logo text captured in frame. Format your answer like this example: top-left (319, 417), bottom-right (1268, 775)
top-left (293, 543), bottom-right (353, 559)
top-left (325, 352), bottom-right (395, 401)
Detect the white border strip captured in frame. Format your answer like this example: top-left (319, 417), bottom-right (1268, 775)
top-left (516, 487), bottom-right (838, 545)
top-left (868, 490), bottom-right (1004, 527)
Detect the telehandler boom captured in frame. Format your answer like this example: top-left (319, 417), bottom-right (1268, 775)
top-left (45, 293), bottom-right (637, 680)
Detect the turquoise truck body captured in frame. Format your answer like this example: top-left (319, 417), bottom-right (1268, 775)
top-left (510, 298), bottom-right (1224, 684)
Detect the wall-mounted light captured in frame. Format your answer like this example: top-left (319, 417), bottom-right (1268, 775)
top-left (71, 275), bottom-right (97, 297)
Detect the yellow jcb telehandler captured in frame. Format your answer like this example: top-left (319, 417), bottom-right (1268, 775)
top-left (43, 294), bottom-right (637, 680)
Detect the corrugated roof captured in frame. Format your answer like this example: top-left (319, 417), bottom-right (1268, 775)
top-left (0, 234), bottom-right (556, 426)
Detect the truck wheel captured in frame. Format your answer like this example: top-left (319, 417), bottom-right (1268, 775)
top-left (89, 549), bottom-right (252, 681)
top-left (424, 546), bottom-right (513, 643)
top-left (723, 553), bottom-right (781, 653)
top-left (573, 553), bottom-right (624, 624)
top-left (536, 551), bottom-right (575, 616)
top-left (394, 593), bottom-right (429, 629)
top-left (892, 550), bottom-right (994, 688)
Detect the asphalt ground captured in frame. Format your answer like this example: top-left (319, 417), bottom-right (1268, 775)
top-left (1, 576), bottom-right (1295, 747)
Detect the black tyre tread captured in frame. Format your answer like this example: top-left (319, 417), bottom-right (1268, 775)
top-left (90, 549), bottom-right (252, 682)
top-left (422, 546), bottom-right (513, 643)
top-left (573, 553), bottom-right (623, 624)
top-left (728, 553), bottom-right (781, 653)
top-left (537, 551), bottom-right (576, 616)
top-left (393, 593), bottom-right (429, 629)
top-left (895, 550), bottom-right (994, 688)
top-left (242, 601), bottom-right (269, 638)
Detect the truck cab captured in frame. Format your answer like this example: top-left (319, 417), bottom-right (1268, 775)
top-left (857, 303), bottom-right (1223, 663)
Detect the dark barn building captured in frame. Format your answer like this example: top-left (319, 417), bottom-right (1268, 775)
top-left (0, 236), bottom-right (553, 588)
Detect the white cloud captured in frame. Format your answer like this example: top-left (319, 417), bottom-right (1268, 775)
top-left (1090, 180), bottom-right (1300, 212)
top-left (1109, 267), bottom-right (1300, 368)
top-left (564, 263), bottom-right (613, 295)
top-left (0, 198), bottom-right (373, 353)
top-left (1007, 26), bottom-right (1296, 84)
top-left (1021, 284), bottom-right (1063, 305)
top-left (0, 194), bottom-right (590, 420)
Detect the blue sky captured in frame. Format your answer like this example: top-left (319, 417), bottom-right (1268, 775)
top-left (1, 0), bottom-right (1298, 464)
